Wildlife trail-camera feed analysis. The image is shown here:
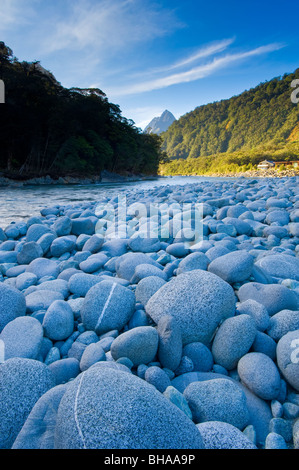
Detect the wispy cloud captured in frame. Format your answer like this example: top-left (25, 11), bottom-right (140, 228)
top-left (0, 0), bottom-right (38, 31)
top-left (38, 0), bottom-right (183, 57)
top-left (107, 42), bottom-right (285, 97)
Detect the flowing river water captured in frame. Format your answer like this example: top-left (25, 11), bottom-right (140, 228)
top-left (0, 175), bottom-right (239, 229)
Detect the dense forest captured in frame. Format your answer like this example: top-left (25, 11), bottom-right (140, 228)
top-left (160, 68), bottom-right (299, 174)
top-left (0, 42), bottom-right (167, 179)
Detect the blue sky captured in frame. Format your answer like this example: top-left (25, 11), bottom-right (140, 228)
top-left (1, 0), bottom-right (298, 129)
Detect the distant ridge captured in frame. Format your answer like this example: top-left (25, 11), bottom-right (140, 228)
top-left (144, 110), bottom-right (176, 135)
top-left (161, 69), bottom-right (299, 160)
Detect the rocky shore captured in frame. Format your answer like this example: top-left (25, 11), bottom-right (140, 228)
top-left (0, 176), bottom-right (299, 450)
top-left (0, 170), bottom-right (158, 187)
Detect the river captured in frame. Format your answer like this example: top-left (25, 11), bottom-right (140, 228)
top-left (0, 175), bottom-right (238, 229)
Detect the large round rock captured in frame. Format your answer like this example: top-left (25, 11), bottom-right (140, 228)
top-left (0, 358), bottom-right (55, 449)
top-left (53, 365), bottom-right (204, 449)
top-left (208, 250), bottom-right (254, 284)
top-left (211, 314), bottom-right (257, 370)
top-left (0, 316), bottom-right (43, 360)
top-left (183, 378), bottom-right (249, 430)
top-left (0, 283), bottom-right (26, 332)
top-left (110, 326), bottom-right (159, 366)
top-left (81, 280), bottom-right (135, 335)
top-left (145, 270), bottom-right (236, 345)
top-left (237, 352), bottom-right (281, 400)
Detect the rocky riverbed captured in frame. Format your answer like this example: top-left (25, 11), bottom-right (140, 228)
top-left (0, 176), bottom-right (299, 450)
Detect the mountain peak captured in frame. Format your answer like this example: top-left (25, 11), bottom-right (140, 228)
top-left (144, 110), bottom-right (176, 135)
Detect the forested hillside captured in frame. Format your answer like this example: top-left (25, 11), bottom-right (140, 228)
top-left (161, 69), bottom-right (299, 161)
top-left (0, 42), bottom-right (167, 178)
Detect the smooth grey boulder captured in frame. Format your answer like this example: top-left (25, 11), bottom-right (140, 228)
top-left (211, 314), bottom-right (257, 370)
top-left (145, 270), bottom-right (236, 345)
top-left (26, 258), bottom-right (60, 280)
top-left (68, 272), bottom-right (104, 297)
top-left (0, 358), bottom-right (55, 449)
top-left (26, 224), bottom-right (54, 243)
top-left (130, 263), bottom-right (168, 283)
top-left (53, 216), bottom-right (72, 237)
top-left (196, 421), bottom-right (257, 449)
top-left (176, 252), bottom-right (209, 275)
top-left (237, 352), bottom-right (281, 400)
top-left (53, 366), bottom-right (204, 449)
top-left (15, 272), bottom-right (38, 291)
top-left (42, 300), bottom-right (74, 341)
top-left (236, 299), bottom-right (270, 332)
top-left (135, 276), bottom-right (167, 307)
top-left (255, 254), bottom-right (299, 281)
top-left (110, 326), bottom-right (159, 366)
top-left (182, 342), bottom-right (213, 372)
top-left (183, 378), bottom-right (249, 430)
top-left (79, 342), bottom-right (106, 372)
top-left (82, 234), bottom-right (104, 253)
top-left (266, 310), bottom-right (299, 341)
top-left (17, 242), bottom-right (43, 265)
top-left (276, 330), bottom-right (299, 392)
top-left (115, 252), bottom-right (163, 281)
top-left (170, 371), bottom-right (272, 447)
top-left (50, 236), bottom-right (77, 258)
top-left (0, 316), bottom-right (43, 360)
top-left (12, 384), bottom-right (68, 449)
top-left (71, 217), bottom-right (96, 236)
top-left (81, 280), bottom-right (135, 335)
top-left (0, 283), bottom-right (26, 332)
top-left (208, 250), bottom-right (254, 284)
top-left (237, 282), bottom-right (299, 316)
top-left (25, 290), bottom-right (64, 313)
top-left (35, 279), bottom-right (69, 298)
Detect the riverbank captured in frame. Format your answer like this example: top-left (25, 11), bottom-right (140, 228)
top-left (0, 170), bottom-right (161, 187)
top-left (0, 176), bottom-right (298, 450)
top-left (159, 168), bottom-right (299, 179)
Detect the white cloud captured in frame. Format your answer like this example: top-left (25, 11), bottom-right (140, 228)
top-left (38, 0), bottom-right (183, 57)
top-left (0, 0), bottom-right (38, 31)
top-left (107, 42), bottom-right (285, 97)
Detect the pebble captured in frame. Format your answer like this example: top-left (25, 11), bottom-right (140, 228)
top-left (163, 385), bottom-right (192, 419)
top-left (144, 365), bottom-right (171, 392)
